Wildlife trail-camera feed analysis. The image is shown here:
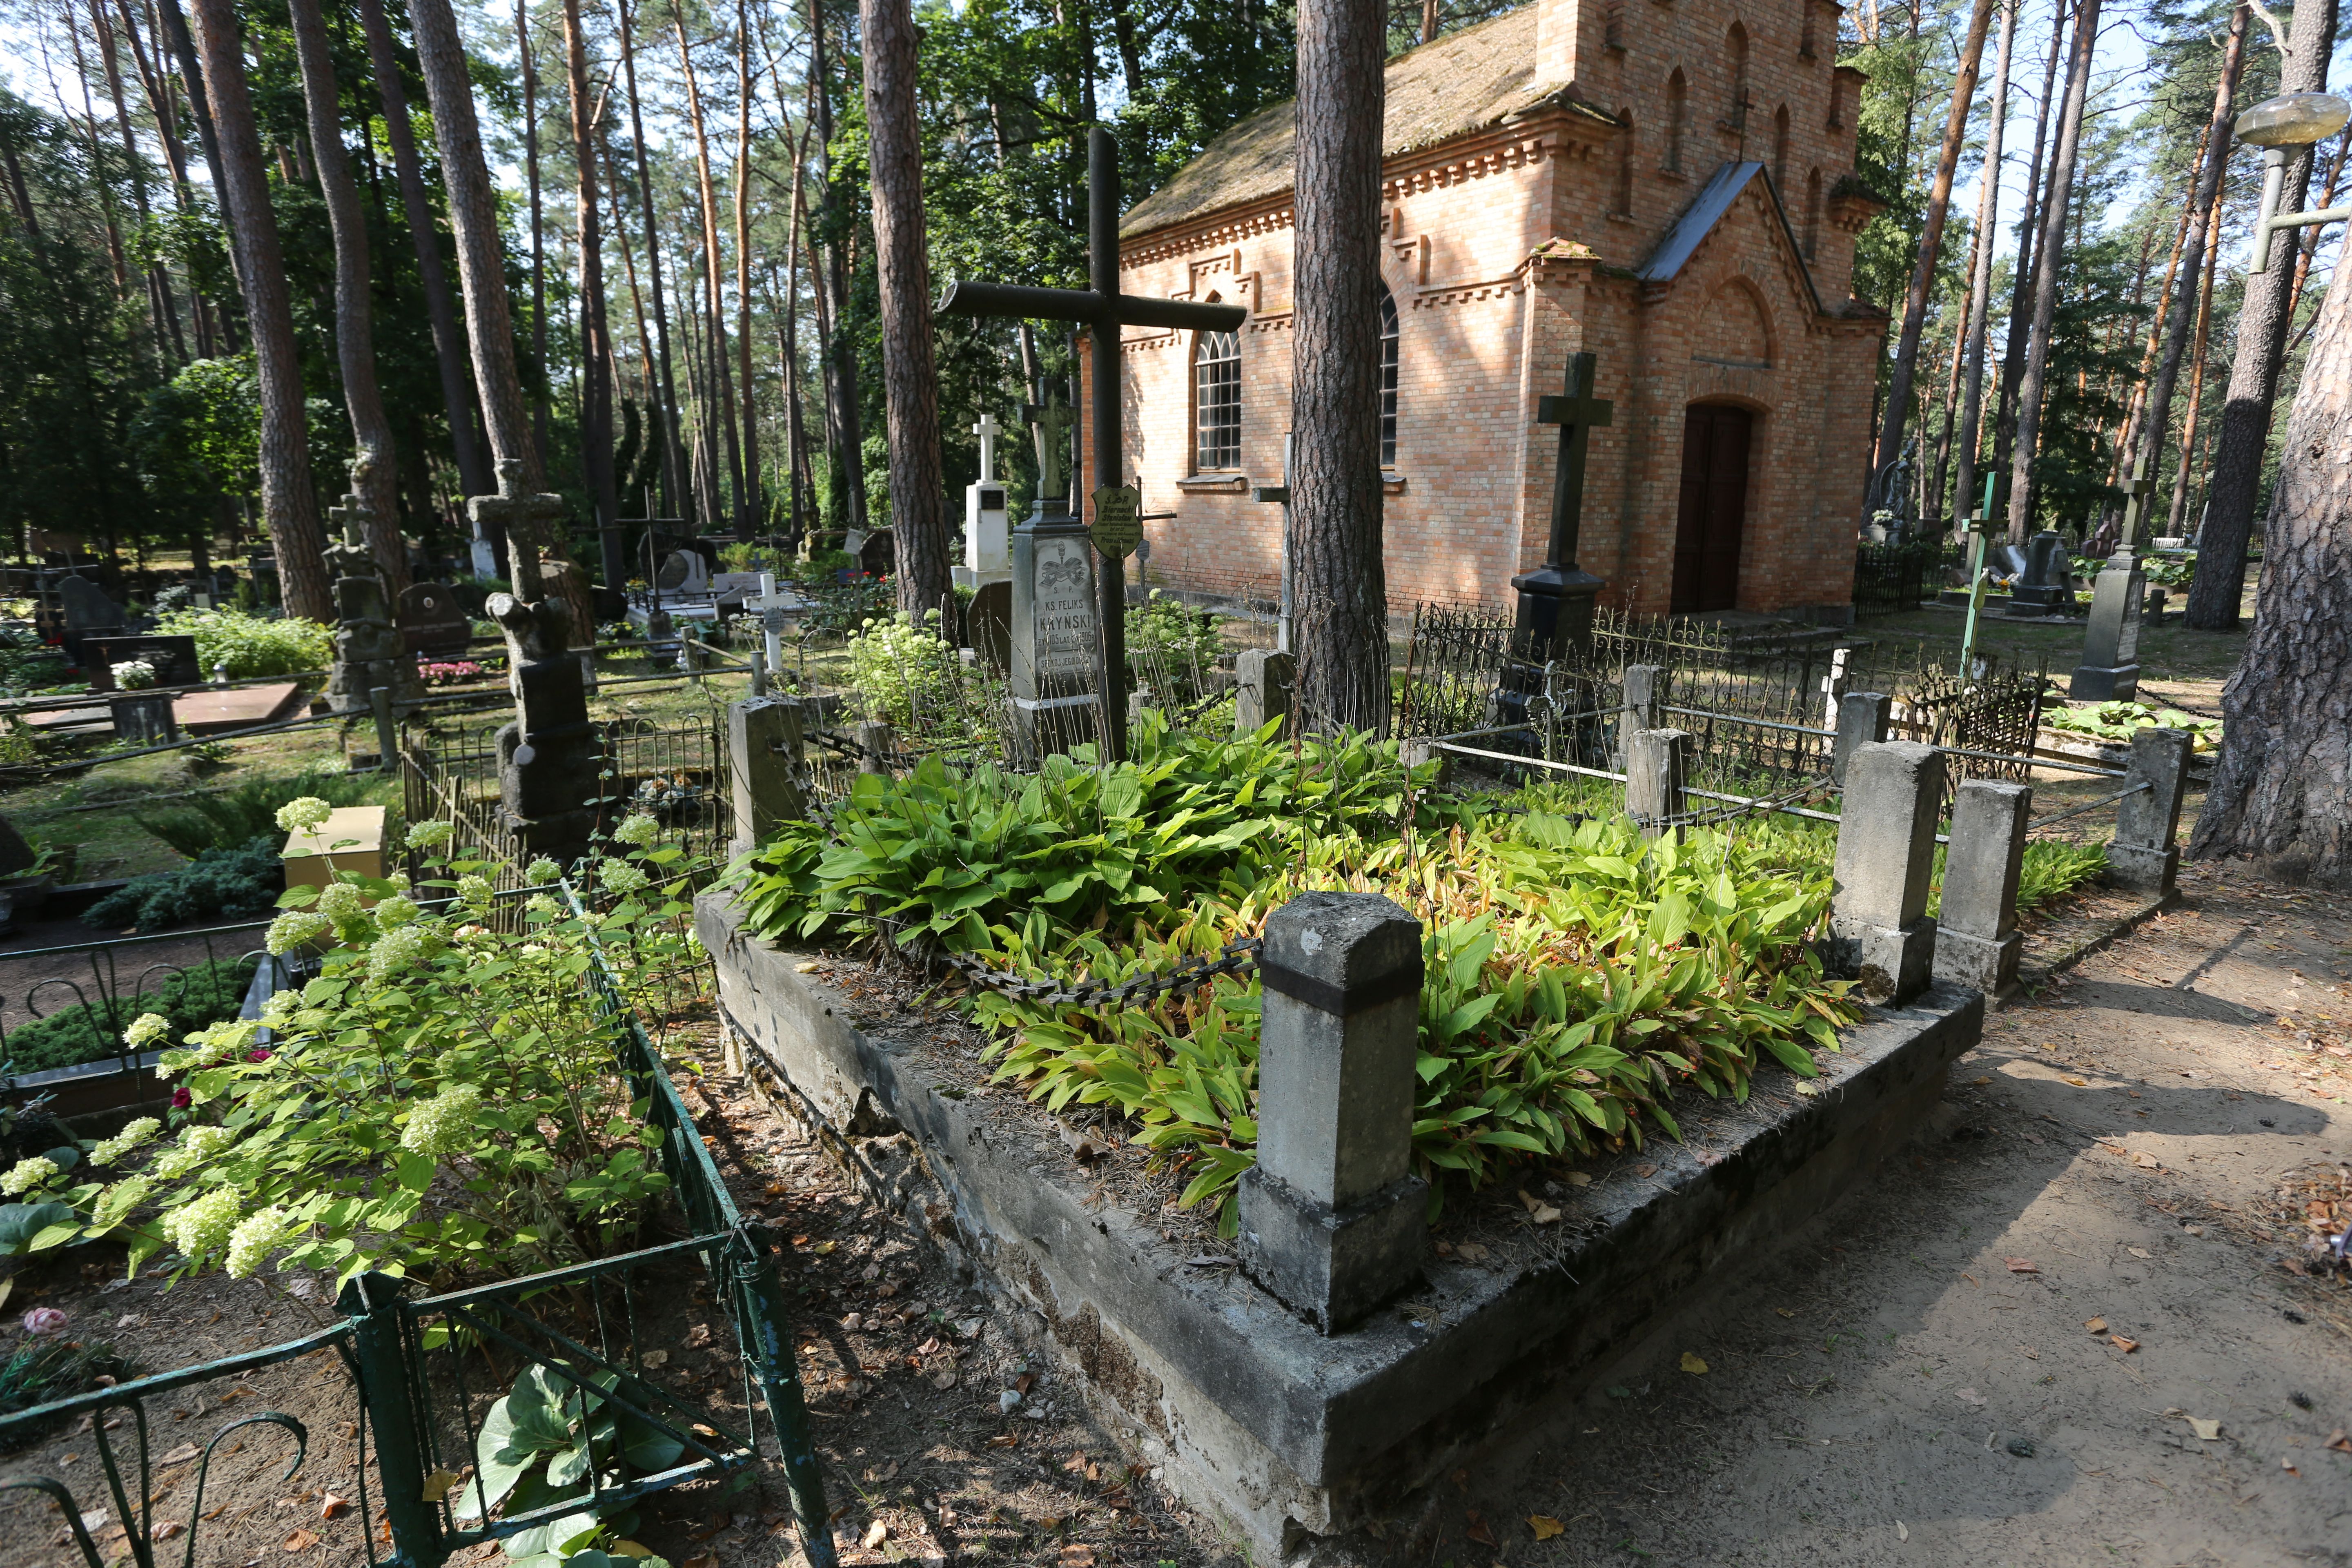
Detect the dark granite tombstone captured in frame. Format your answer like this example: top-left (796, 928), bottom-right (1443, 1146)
top-left (2006, 531), bottom-right (2073, 614)
top-left (857, 529), bottom-right (895, 579)
top-left (396, 583), bottom-right (474, 659)
top-left (969, 579), bottom-right (1012, 673)
top-left (654, 549), bottom-right (707, 594)
top-left (84, 633), bottom-right (202, 692)
top-left (55, 575), bottom-right (125, 666)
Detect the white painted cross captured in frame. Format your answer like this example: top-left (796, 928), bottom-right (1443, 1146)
top-left (750, 572), bottom-right (793, 677)
top-left (973, 413), bottom-right (1003, 484)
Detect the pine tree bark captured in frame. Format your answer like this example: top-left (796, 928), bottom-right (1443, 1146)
top-left (2187, 242), bottom-right (2352, 878)
top-left (1990, 0), bottom-right (2067, 499)
top-left (2167, 201), bottom-right (2223, 537)
top-left (91, 0), bottom-right (181, 365)
top-left (1951, 0), bottom-right (2016, 528)
top-left (2187, 0), bottom-right (2338, 626)
top-left (354, 0), bottom-right (488, 501)
top-left (1291, 0), bottom-right (1389, 732)
top-left (185, 0), bottom-right (330, 619)
top-left (671, 5), bottom-right (744, 528)
top-left (858, 0), bottom-right (950, 619)
top-left (734, 0), bottom-right (762, 535)
top-left (618, 0), bottom-right (686, 516)
top-left (562, 0), bottom-right (620, 586)
top-left (2126, 5), bottom-right (2244, 546)
top-left (1867, 0), bottom-right (1995, 515)
top-left (408, 0), bottom-right (538, 486)
top-left (517, 0), bottom-right (552, 472)
top-left (287, 0), bottom-right (408, 595)
top-left (2002, 0), bottom-right (2098, 541)
top-left (809, 0), bottom-right (867, 537)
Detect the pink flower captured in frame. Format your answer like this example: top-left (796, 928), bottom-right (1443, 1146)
top-left (170, 1087), bottom-right (192, 1109)
top-left (247, 1048), bottom-right (272, 1062)
top-left (20, 1307), bottom-right (67, 1336)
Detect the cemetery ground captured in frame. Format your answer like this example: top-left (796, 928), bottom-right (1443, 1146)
top-left (2, 852), bottom-right (2345, 1568)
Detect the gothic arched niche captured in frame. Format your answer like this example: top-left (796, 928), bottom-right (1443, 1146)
top-left (1694, 278), bottom-right (1773, 368)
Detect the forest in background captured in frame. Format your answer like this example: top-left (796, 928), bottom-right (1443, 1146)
top-left (0, 0), bottom-right (2338, 592)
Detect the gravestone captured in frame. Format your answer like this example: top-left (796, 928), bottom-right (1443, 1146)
top-left (968, 579), bottom-right (1012, 672)
top-left (321, 458), bottom-right (427, 717)
top-left (488, 592), bottom-right (600, 868)
top-left (654, 548), bottom-right (710, 595)
top-left (856, 529), bottom-right (894, 579)
top-left (56, 574), bottom-right (125, 667)
top-left (84, 633), bottom-right (201, 692)
top-left (2068, 550), bottom-right (2145, 701)
top-left (1008, 403), bottom-right (1097, 759)
top-left (2005, 531), bottom-right (2073, 614)
top-left (958, 412), bottom-right (1013, 590)
top-left (396, 584), bottom-right (473, 660)
top-left (109, 692), bottom-right (178, 745)
top-left (1992, 543), bottom-right (2031, 581)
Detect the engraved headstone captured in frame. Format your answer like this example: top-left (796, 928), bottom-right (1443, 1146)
top-left (1009, 416), bottom-right (1098, 760)
top-left (654, 549), bottom-right (709, 595)
top-left (396, 583), bottom-right (473, 660)
top-left (2005, 530), bottom-right (2073, 614)
top-left (2069, 551), bottom-right (2145, 701)
top-left (56, 574), bottom-right (125, 666)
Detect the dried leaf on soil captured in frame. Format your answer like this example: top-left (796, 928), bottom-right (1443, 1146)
top-left (282, 1529), bottom-right (318, 1552)
top-left (2005, 1258), bottom-right (2037, 1273)
top-left (2188, 1417), bottom-right (2221, 1441)
top-left (1680, 1352), bottom-right (1709, 1374)
top-left (1529, 1515), bottom-right (1566, 1540)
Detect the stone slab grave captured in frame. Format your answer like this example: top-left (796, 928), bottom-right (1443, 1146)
top-left (694, 733), bottom-right (1998, 1561)
top-left (83, 633), bottom-right (202, 692)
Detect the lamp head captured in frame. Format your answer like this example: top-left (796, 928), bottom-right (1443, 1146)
top-left (2236, 91), bottom-right (2352, 148)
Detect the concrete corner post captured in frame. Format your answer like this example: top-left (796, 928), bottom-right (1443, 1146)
top-left (1829, 740), bottom-right (1944, 1006)
top-left (1238, 891), bottom-right (1427, 1334)
top-left (855, 720), bottom-right (896, 775)
top-left (1617, 663), bottom-right (1663, 766)
top-left (2107, 726), bottom-right (2193, 894)
top-left (1831, 690), bottom-right (1891, 785)
top-left (1235, 648), bottom-right (1296, 735)
top-left (1625, 727), bottom-right (1691, 839)
top-left (728, 696), bottom-right (808, 859)
top-left (1935, 780), bottom-right (2029, 996)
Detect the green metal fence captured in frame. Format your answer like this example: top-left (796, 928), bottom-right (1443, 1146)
top-left (0, 891), bottom-right (835, 1568)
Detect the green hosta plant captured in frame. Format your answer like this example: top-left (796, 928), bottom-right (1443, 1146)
top-left (457, 1363), bottom-right (682, 1568)
top-left (2043, 700), bottom-right (2221, 751)
top-left (153, 606), bottom-right (334, 679)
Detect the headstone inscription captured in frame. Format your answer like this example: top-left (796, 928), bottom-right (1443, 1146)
top-left (1008, 404), bottom-right (1099, 760)
top-left (487, 592), bottom-right (600, 867)
top-left (958, 412), bottom-right (1013, 590)
top-left (396, 584), bottom-right (473, 660)
top-left (323, 458), bottom-right (427, 717)
top-left (84, 634), bottom-right (202, 692)
top-left (934, 125), bottom-right (1246, 762)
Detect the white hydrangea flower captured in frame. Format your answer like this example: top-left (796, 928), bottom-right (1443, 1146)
top-left (374, 893), bottom-right (421, 930)
top-left (456, 874), bottom-right (494, 910)
top-left (367, 924), bottom-right (435, 980)
top-left (274, 797), bottom-right (334, 833)
top-left (224, 1205), bottom-right (293, 1279)
top-left (122, 1012), bottom-right (171, 1051)
top-left (599, 862), bottom-right (650, 897)
top-left (260, 989), bottom-right (301, 1027)
top-left (525, 892), bottom-right (562, 920)
top-left (89, 1118), bottom-right (161, 1167)
top-left (2, 1156), bottom-right (58, 1195)
top-left (267, 910), bottom-right (333, 956)
top-left (317, 881), bottom-right (366, 923)
top-left (612, 814), bottom-right (660, 849)
top-left (153, 1123), bottom-right (238, 1180)
top-left (162, 1186), bottom-right (241, 1261)
top-left (192, 1018), bottom-right (260, 1064)
top-left (400, 1083), bottom-right (483, 1160)
top-left (404, 820), bottom-right (454, 850)
top-left (524, 858), bottom-right (563, 884)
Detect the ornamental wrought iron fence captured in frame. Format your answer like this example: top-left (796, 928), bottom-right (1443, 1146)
top-left (0, 920), bottom-right (274, 1100)
top-left (0, 891), bottom-right (837, 1568)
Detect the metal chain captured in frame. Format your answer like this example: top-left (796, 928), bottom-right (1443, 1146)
top-left (865, 911), bottom-right (1263, 1009)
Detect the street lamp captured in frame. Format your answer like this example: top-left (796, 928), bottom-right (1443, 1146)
top-left (2241, 91), bottom-right (2352, 273)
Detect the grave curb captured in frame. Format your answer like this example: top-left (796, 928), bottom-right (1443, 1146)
top-left (695, 891), bottom-right (1984, 1559)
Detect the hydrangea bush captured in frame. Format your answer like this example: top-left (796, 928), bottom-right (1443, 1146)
top-left (8, 800), bottom-right (706, 1289)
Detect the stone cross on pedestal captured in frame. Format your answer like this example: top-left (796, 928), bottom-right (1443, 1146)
top-left (466, 459), bottom-right (571, 603)
top-left (323, 457), bottom-right (424, 719)
top-left (935, 125), bottom-right (1245, 763)
top-left (2115, 455), bottom-right (2157, 560)
top-left (1511, 352), bottom-right (1613, 659)
top-left (973, 413), bottom-right (1002, 483)
top-left (487, 591), bottom-right (599, 868)
top-left (2072, 459), bottom-right (2152, 701)
top-left (1020, 401), bottom-right (1078, 504)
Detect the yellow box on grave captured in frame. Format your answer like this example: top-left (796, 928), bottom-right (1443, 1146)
top-left (281, 805), bottom-right (389, 894)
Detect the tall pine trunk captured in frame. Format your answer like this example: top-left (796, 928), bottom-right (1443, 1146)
top-left (1291, 0), bottom-right (1388, 732)
top-left (1867, 0), bottom-right (1995, 514)
top-left (2167, 208), bottom-right (2222, 537)
top-left (1951, 0), bottom-right (2016, 528)
top-left (810, 0), bottom-right (866, 537)
top-left (2186, 0), bottom-right (2338, 627)
top-left (672, 6), bottom-right (744, 529)
top-left (734, 0), bottom-right (761, 535)
top-left (287, 0), bottom-right (407, 594)
top-left (2187, 233), bottom-right (2352, 878)
top-left (186, 0), bottom-right (329, 619)
top-left (518, 0), bottom-right (551, 472)
top-left (1991, 0), bottom-right (2067, 501)
top-left (563, 0), bottom-right (619, 586)
top-left (354, 0), bottom-right (488, 501)
top-left (619, 0), bottom-right (685, 517)
top-left (858, 0), bottom-right (949, 618)
top-left (2002, 0), bottom-right (2098, 542)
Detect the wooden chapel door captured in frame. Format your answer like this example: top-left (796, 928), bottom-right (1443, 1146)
top-left (1671, 404), bottom-right (1753, 613)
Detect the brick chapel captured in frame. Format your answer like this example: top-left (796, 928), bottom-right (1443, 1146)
top-left (1095, 0), bottom-right (1887, 619)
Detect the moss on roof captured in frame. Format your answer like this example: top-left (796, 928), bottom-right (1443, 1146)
top-left (1121, 6), bottom-right (1607, 241)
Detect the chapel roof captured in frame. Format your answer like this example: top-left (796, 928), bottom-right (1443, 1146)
top-left (1120, 5), bottom-right (1610, 241)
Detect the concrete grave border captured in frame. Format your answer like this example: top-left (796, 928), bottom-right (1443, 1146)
top-left (695, 890), bottom-right (1984, 1561)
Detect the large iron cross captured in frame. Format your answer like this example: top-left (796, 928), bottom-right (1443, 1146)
top-left (1510, 352), bottom-right (1614, 657)
top-left (935, 126), bottom-right (1244, 763)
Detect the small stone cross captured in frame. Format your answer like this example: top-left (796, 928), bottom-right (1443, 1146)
top-left (1021, 401), bottom-right (1078, 502)
top-left (749, 571), bottom-right (794, 675)
top-left (466, 458), bottom-right (571, 601)
top-left (326, 456), bottom-right (374, 549)
top-left (973, 413), bottom-right (1003, 483)
top-left (2116, 456), bottom-right (2156, 560)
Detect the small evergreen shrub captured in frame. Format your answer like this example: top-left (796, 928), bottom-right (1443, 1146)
top-left (0, 955), bottom-right (259, 1075)
top-left (85, 837), bottom-right (283, 929)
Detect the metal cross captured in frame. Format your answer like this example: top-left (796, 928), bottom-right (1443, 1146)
top-left (466, 459), bottom-right (572, 601)
top-left (1511, 352), bottom-right (1614, 657)
top-left (973, 413), bottom-right (1003, 484)
top-left (935, 125), bottom-right (1245, 764)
